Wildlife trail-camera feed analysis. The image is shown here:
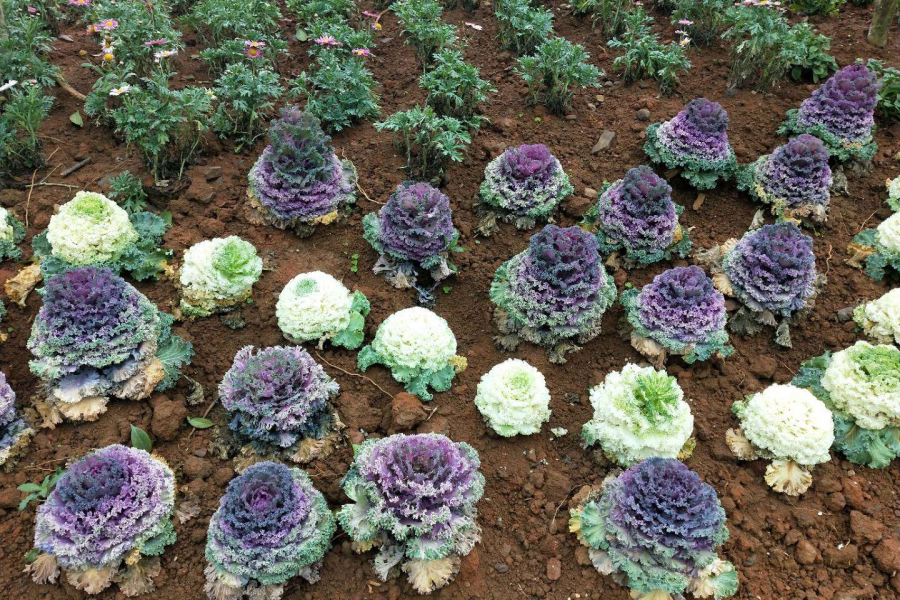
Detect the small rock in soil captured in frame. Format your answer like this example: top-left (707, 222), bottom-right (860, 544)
top-left (591, 130), bottom-right (616, 154)
top-left (546, 558), bottom-right (561, 581)
top-left (494, 563), bottom-right (509, 573)
top-left (204, 166), bottom-right (223, 181)
top-left (871, 539), bottom-right (900, 573)
top-left (150, 396), bottom-right (187, 442)
top-left (636, 108), bottom-right (651, 121)
top-left (388, 392), bottom-right (426, 431)
top-left (796, 539), bottom-right (819, 565)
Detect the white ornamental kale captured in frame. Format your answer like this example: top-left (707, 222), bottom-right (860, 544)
top-left (854, 288), bottom-right (900, 345)
top-left (276, 271), bottom-right (369, 350)
top-left (733, 384), bottom-right (834, 466)
top-left (358, 307), bottom-right (461, 401)
top-left (821, 341), bottom-right (900, 431)
top-left (179, 236), bottom-right (262, 317)
top-left (728, 384), bottom-right (834, 496)
top-left (474, 359), bottom-right (551, 437)
top-left (581, 363), bottom-right (694, 466)
top-left (46, 191), bottom-right (138, 266)
top-left (888, 175), bottom-right (900, 212)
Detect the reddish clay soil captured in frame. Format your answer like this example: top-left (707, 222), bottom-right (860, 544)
top-left (2, 3), bottom-right (900, 600)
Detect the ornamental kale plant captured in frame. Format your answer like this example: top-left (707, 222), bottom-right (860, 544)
top-left (582, 364), bottom-right (694, 466)
top-left (363, 181), bottom-right (460, 303)
top-left (793, 342), bottom-right (900, 468)
top-left (779, 63), bottom-right (880, 163)
top-left (421, 49), bottom-right (494, 129)
top-left (494, 0), bottom-right (554, 55)
top-left (621, 266), bottom-right (732, 364)
top-left (27, 267), bottom-right (192, 424)
top-left (608, 8), bottom-right (691, 96)
top-left (28, 445), bottom-right (176, 596)
top-left (490, 225), bottom-right (617, 363)
top-left (0, 205), bottom-right (26, 261)
top-left (478, 144), bottom-right (573, 233)
top-left (0, 83), bottom-right (54, 175)
top-left (474, 359), bottom-right (552, 437)
top-left (375, 105), bottom-right (471, 182)
top-left (727, 384), bottom-right (834, 496)
top-left (291, 52), bottom-right (381, 133)
top-left (722, 222), bottom-right (817, 318)
top-left (736, 134), bottom-right (832, 224)
top-left (33, 191), bottom-right (170, 281)
top-left (338, 433), bottom-right (484, 594)
top-left (212, 63), bottom-right (283, 150)
top-left (516, 37), bottom-right (603, 115)
top-left (723, 3), bottom-right (837, 91)
top-left (570, 458), bottom-right (738, 600)
top-left (581, 165), bottom-right (690, 267)
top-left (205, 462), bottom-right (335, 600)
top-left (248, 107), bottom-right (357, 236)
top-left (854, 288), bottom-right (900, 345)
top-left (0, 370), bottom-right (34, 471)
top-left (851, 212), bottom-right (900, 281)
top-left (392, 0), bottom-right (458, 65)
top-left (219, 346), bottom-right (340, 457)
top-left (644, 98), bottom-right (737, 189)
top-left (276, 271), bottom-right (370, 350)
top-left (358, 307), bottom-right (463, 401)
top-left (179, 236), bottom-right (263, 318)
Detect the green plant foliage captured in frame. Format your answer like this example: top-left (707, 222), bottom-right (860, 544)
top-left (130, 424), bottom-right (153, 451)
top-left (868, 59), bottom-right (900, 123)
top-left (375, 105), bottom-right (471, 181)
top-left (212, 63), bottom-right (283, 150)
top-left (671, 0), bottom-right (731, 45)
top-left (495, 0), bottom-right (554, 55)
top-left (108, 171), bottom-right (149, 214)
top-left (516, 37), bottom-right (603, 115)
top-left (723, 4), bottom-right (837, 90)
top-left (420, 49), bottom-right (495, 129)
top-left (110, 75), bottom-right (215, 181)
top-left (0, 83), bottom-right (54, 176)
top-left (608, 8), bottom-right (690, 95)
top-left (791, 0), bottom-right (844, 15)
top-left (392, 0), bottom-right (458, 65)
top-left (292, 53), bottom-right (380, 133)
top-left (18, 468), bottom-right (63, 511)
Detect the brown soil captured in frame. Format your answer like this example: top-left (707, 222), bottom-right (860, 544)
top-left (2, 3), bottom-right (900, 600)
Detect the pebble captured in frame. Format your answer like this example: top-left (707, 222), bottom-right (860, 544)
top-left (546, 558), bottom-right (561, 581)
top-left (590, 130), bottom-right (616, 154)
top-left (494, 563), bottom-right (509, 573)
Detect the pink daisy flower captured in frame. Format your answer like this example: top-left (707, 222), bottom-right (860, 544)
top-left (100, 19), bottom-right (118, 30)
top-left (352, 48), bottom-right (371, 57)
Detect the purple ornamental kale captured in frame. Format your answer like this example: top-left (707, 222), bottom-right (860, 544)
top-left (578, 458), bottom-right (735, 597)
top-left (479, 144), bottom-right (573, 223)
top-left (338, 434), bottom-right (484, 563)
top-left (723, 222), bottom-right (816, 316)
top-left (656, 98), bottom-right (732, 163)
top-left (0, 370), bottom-right (31, 463)
top-left (364, 181), bottom-right (457, 264)
top-left (797, 64), bottom-right (880, 144)
top-left (34, 444), bottom-right (176, 571)
top-left (490, 225), bottom-right (616, 356)
top-left (635, 266), bottom-right (726, 345)
top-left (752, 134), bottom-right (832, 210)
top-left (501, 144), bottom-right (557, 184)
top-left (28, 267), bottom-right (159, 380)
top-left (249, 106), bottom-right (355, 225)
top-left (205, 461), bottom-right (335, 592)
top-left (219, 346), bottom-right (339, 450)
top-left (594, 165), bottom-right (679, 258)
